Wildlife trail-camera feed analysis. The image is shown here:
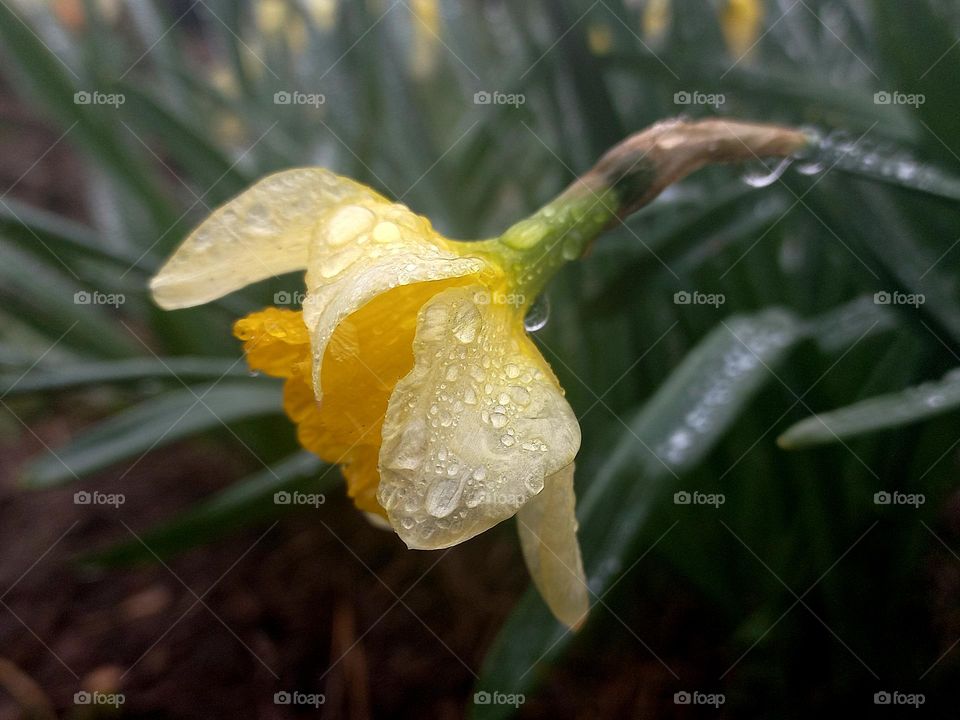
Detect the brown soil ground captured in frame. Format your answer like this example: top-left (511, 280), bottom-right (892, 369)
top-left (0, 414), bottom-right (703, 719)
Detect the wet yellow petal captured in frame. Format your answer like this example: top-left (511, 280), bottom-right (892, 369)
top-left (302, 199), bottom-right (489, 402)
top-left (341, 444), bottom-right (384, 515)
top-left (516, 462), bottom-right (589, 629)
top-left (310, 277), bottom-right (472, 515)
top-left (234, 279), bottom-right (474, 519)
top-left (150, 168), bottom-right (382, 309)
top-left (378, 285), bottom-right (581, 549)
top-left (234, 307), bottom-right (310, 378)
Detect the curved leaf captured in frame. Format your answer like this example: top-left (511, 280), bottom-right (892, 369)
top-left (80, 451), bottom-right (335, 566)
top-left (778, 368), bottom-right (960, 449)
top-left (21, 381), bottom-right (283, 488)
top-left (1, 357), bottom-right (248, 396)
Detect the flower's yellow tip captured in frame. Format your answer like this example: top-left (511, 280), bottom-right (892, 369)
top-left (232, 306), bottom-right (389, 518)
top-left (517, 463), bottom-right (589, 630)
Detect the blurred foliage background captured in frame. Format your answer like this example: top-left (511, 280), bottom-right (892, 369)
top-left (2, 0), bottom-right (960, 717)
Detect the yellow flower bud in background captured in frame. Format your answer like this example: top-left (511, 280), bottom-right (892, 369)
top-left (721, 0), bottom-right (765, 58)
top-left (642, 0), bottom-right (671, 43)
top-left (303, 0), bottom-right (338, 32)
top-left (409, 0), bottom-right (441, 80)
top-left (587, 23), bottom-right (614, 56)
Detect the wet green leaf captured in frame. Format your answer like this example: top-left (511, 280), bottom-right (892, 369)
top-left (779, 368), bottom-right (960, 448)
top-left (21, 381), bottom-right (283, 488)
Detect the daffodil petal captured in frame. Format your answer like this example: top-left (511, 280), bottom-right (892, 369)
top-left (516, 462), bottom-right (589, 629)
top-left (149, 168), bottom-right (382, 309)
top-left (378, 285), bottom-right (581, 550)
top-left (302, 202), bottom-right (487, 400)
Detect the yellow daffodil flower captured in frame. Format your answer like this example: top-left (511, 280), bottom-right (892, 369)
top-left (150, 118), bottom-right (807, 628)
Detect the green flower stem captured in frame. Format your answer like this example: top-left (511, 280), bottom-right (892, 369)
top-left (485, 118), bottom-right (811, 304)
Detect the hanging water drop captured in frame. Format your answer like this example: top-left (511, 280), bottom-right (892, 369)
top-left (524, 293), bottom-right (551, 332)
top-left (742, 156), bottom-right (794, 188)
top-left (795, 160), bottom-right (825, 176)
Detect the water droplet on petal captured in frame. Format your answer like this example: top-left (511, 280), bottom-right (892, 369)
top-left (452, 302), bottom-right (481, 344)
top-left (326, 205), bottom-right (376, 246)
top-left (372, 220), bottom-right (402, 243)
top-left (509, 386), bottom-right (531, 405)
top-left (426, 477), bottom-right (465, 518)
